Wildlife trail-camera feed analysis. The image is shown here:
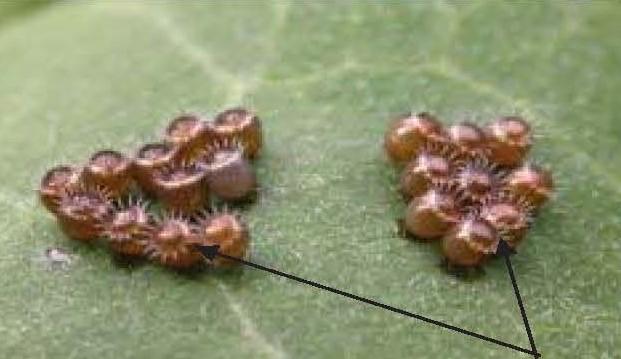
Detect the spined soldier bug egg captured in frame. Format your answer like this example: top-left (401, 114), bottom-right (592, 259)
top-left (384, 112), bottom-right (447, 164)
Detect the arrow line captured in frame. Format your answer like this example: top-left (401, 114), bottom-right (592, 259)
top-left (198, 245), bottom-right (539, 357)
top-left (499, 241), bottom-right (540, 358)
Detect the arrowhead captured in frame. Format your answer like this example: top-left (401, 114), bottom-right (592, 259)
top-left (495, 239), bottom-right (516, 257)
top-left (195, 244), bottom-right (220, 261)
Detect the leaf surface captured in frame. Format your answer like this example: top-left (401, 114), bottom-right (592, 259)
top-left (0, 2), bottom-right (619, 358)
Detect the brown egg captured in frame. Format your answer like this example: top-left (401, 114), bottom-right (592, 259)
top-left (442, 218), bottom-right (498, 267)
top-left (399, 152), bottom-right (451, 200)
top-left (454, 164), bottom-right (495, 204)
top-left (480, 201), bottom-right (530, 248)
top-left (164, 114), bottom-right (216, 162)
top-left (384, 112), bottom-right (447, 164)
top-left (198, 213), bottom-right (249, 267)
top-left (82, 150), bottom-right (133, 197)
top-left (145, 217), bottom-right (203, 268)
top-left (133, 142), bottom-right (179, 194)
top-left (214, 107), bottom-right (262, 159)
top-left (485, 116), bottom-right (532, 167)
top-left (448, 122), bottom-right (486, 157)
top-left (39, 165), bottom-right (82, 214)
top-left (56, 190), bottom-right (112, 241)
top-left (200, 147), bottom-right (256, 202)
top-left (151, 165), bottom-right (208, 214)
top-left (504, 164), bottom-right (554, 208)
top-left (404, 188), bottom-right (460, 240)
top-left (105, 203), bottom-right (153, 257)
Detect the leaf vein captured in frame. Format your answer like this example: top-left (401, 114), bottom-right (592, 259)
top-left (217, 281), bottom-right (288, 359)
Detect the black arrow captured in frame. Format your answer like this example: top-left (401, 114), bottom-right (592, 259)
top-left (496, 239), bottom-right (540, 358)
top-left (197, 244), bottom-right (539, 357)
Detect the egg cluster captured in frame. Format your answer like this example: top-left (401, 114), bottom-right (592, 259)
top-left (39, 107), bottom-right (261, 269)
top-left (384, 112), bottom-right (553, 268)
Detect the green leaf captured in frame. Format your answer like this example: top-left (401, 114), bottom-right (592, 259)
top-left (0, 2), bottom-right (618, 358)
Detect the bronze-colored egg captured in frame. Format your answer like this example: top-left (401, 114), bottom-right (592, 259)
top-left (504, 163), bottom-right (553, 208)
top-left (39, 165), bottom-right (82, 214)
top-left (485, 116), bottom-right (532, 167)
top-left (201, 148), bottom-right (256, 202)
top-left (105, 204), bottom-right (153, 257)
top-left (133, 142), bottom-right (179, 194)
top-left (214, 107), bottom-right (262, 159)
top-left (164, 114), bottom-right (216, 162)
top-left (198, 213), bottom-right (249, 267)
top-left (146, 217), bottom-right (203, 269)
top-left (404, 188), bottom-right (460, 240)
top-left (454, 165), bottom-right (495, 204)
top-left (399, 152), bottom-right (451, 200)
top-left (448, 122), bottom-right (486, 157)
top-left (441, 218), bottom-right (498, 267)
top-left (151, 165), bottom-right (208, 214)
top-left (56, 190), bottom-right (112, 241)
top-left (384, 112), bottom-right (447, 164)
top-left (82, 150), bottom-right (133, 197)
top-left (480, 201), bottom-right (529, 248)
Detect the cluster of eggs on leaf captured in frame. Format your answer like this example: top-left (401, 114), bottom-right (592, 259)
top-left (385, 112), bottom-right (553, 268)
top-left (39, 107), bottom-right (259, 269)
